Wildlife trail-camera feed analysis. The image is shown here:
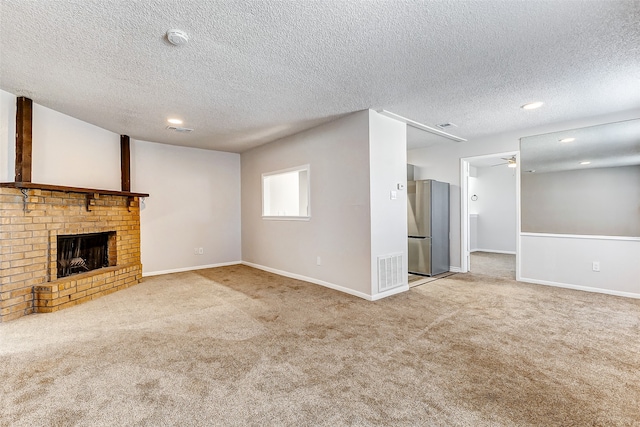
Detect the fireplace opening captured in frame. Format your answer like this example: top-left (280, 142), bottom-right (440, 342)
top-left (57, 232), bottom-right (115, 278)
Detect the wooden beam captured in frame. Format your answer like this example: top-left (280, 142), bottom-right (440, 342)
top-left (120, 135), bottom-right (131, 192)
top-left (15, 97), bottom-right (33, 183)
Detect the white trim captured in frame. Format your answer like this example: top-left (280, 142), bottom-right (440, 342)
top-left (143, 260), bottom-right (411, 301)
top-left (460, 151), bottom-right (520, 276)
top-left (262, 216), bottom-right (311, 221)
top-left (515, 150), bottom-right (522, 282)
top-left (471, 249), bottom-right (516, 255)
top-left (242, 261), bottom-right (375, 301)
top-left (520, 232), bottom-right (640, 242)
top-left (370, 284), bottom-right (410, 301)
top-left (377, 110), bottom-right (467, 142)
top-left (262, 164), bottom-right (311, 219)
top-left (142, 261), bottom-right (242, 277)
top-left (261, 164), bottom-right (311, 177)
top-left (519, 276), bottom-right (640, 299)
top-left (449, 266), bottom-right (463, 273)
top-left (460, 158), bottom-right (469, 273)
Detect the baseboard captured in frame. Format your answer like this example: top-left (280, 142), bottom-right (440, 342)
top-left (142, 261), bottom-right (242, 277)
top-left (518, 276), bottom-right (640, 299)
top-left (449, 266), bottom-right (463, 273)
top-left (371, 285), bottom-right (410, 301)
top-left (242, 261), bottom-right (375, 301)
top-left (144, 260), bottom-right (410, 301)
top-left (472, 249), bottom-right (516, 255)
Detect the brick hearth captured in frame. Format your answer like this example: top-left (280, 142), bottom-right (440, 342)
top-left (0, 187), bottom-right (143, 322)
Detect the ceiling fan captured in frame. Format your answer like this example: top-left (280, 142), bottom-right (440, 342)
top-left (491, 156), bottom-right (517, 168)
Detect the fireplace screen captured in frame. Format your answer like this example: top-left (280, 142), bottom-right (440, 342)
top-left (57, 232), bottom-right (112, 278)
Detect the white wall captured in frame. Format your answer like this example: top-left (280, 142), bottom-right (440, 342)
top-left (0, 90), bottom-right (16, 182)
top-left (242, 110), bottom-right (408, 300)
top-left (468, 170), bottom-right (479, 250)
top-left (32, 103), bottom-right (121, 189)
top-left (368, 110), bottom-right (408, 296)
top-left (409, 108), bottom-right (640, 297)
top-left (408, 109), bottom-right (640, 269)
top-left (520, 235), bottom-right (640, 298)
top-left (409, 137), bottom-right (517, 269)
top-left (131, 141), bottom-right (241, 275)
top-left (1, 90), bottom-right (120, 189)
top-left (1, 91), bottom-right (242, 276)
top-left (241, 111), bottom-right (373, 297)
top-left (469, 214), bottom-right (479, 251)
top-left (473, 165), bottom-right (517, 253)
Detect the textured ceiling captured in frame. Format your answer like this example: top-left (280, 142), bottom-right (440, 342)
top-left (1, 0), bottom-right (639, 153)
top-left (521, 118), bottom-right (640, 173)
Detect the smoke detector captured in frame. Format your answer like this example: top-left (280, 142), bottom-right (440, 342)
top-left (166, 29), bottom-right (189, 46)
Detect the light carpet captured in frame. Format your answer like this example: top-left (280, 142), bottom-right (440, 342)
top-left (470, 252), bottom-right (516, 279)
top-left (1, 265), bottom-right (639, 426)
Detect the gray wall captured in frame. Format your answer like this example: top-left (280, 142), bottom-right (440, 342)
top-left (521, 165), bottom-right (640, 237)
top-left (241, 111), bottom-right (373, 295)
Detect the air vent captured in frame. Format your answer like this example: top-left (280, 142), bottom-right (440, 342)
top-left (378, 253), bottom-right (404, 292)
top-left (436, 122), bottom-right (458, 129)
top-left (166, 126), bottom-right (194, 133)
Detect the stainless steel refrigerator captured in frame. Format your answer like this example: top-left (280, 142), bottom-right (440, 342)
top-left (407, 179), bottom-right (450, 276)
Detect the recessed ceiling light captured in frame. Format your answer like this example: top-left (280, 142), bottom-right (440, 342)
top-left (167, 118), bottom-right (183, 125)
top-left (559, 137), bottom-right (575, 143)
top-left (521, 101), bottom-right (544, 110)
top-left (580, 161), bottom-right (591, 165)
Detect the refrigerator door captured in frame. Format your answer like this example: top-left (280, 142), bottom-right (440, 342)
top-left (430, 180), bottom-right (450, 275)
top-left (407, 180), bottom-right (431, 237)
top-left (408, 236), bottom-right (431, 275)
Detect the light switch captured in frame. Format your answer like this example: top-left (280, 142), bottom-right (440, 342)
top-left (390, 190), bottom-right (397, 200)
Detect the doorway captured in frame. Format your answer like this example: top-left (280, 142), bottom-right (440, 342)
top-left (460, 151), bottom-right (520, 279)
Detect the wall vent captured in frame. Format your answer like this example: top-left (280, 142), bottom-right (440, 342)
top-left (378, 253), bottom-right (404, 293)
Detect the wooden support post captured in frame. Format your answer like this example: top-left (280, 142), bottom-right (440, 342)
top-left (15, 97), bottom-right (33, 183)
top-left (120, 135), bottom-right (131, 192)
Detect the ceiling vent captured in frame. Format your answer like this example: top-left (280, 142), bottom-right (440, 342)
top-left (166, 126), bottom-right (194, 133)
top-left (436, 122), bottom-right (458, 129)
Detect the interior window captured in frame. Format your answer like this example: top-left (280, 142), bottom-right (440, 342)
top-left (262, 165), bottom-right (310, 219)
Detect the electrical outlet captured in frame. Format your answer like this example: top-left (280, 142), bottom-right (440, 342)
top-left (592, 261), bottom-right (600, 272)
top-left (198, 247), bottom-right (204, 255)
top-left (194, 248), bottom-right (199, 255)
top-left (316, 256), bottom-right (322, 266)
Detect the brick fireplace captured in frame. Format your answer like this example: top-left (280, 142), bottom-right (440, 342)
top-left (0, 186), bottom-right (144, 322)
top-left (1, 96), bottom-right (148, 322)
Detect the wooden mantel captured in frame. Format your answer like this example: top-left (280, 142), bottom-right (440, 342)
top-left (0, 182), bottom-right (149, 198)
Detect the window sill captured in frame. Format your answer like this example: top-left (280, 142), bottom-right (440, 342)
top-left (262, 216), bottom-right (311, 221)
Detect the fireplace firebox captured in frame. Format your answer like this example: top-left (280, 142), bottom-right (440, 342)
top-left (57, 232), bottom-right (115, 278)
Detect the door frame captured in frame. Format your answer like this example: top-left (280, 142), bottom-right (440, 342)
top-left (459, 151), bottom-right (520, 277)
